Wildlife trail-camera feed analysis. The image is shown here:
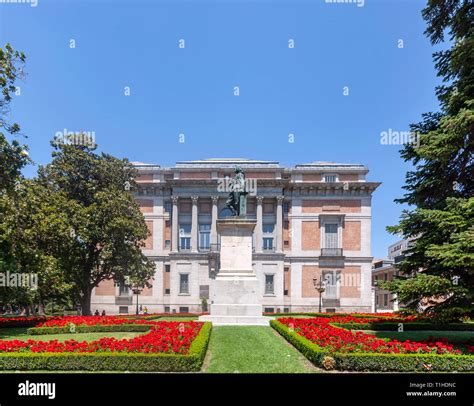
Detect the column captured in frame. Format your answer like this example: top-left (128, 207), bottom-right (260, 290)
top-left (256, 196), bottom-right (264, 253)
top-left (211, 196), bottom-right (219, 248)
top-left (276, 195), bottom-right (284, 252)
top-left (171, 196), bottom-right (179, 252)
top-left (191, 196), bottom-right (199, 252)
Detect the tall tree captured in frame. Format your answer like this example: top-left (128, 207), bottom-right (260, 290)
top-left (0, 43), bottom-right (29, 193)
top-left (383, 0), bottom-right (473, 320)
top-left (33, 142), bottom-right (155, 315)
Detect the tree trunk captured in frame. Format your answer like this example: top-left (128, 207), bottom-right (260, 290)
top-left (81, 287), bottom-right (92, 316)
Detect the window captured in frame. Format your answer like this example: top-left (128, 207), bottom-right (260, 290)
top-left (324, 223), bottom-right (339, 248)
top-left (384, 294), bottom-right (388, 307)
top-left (264, 307), bottom-right (275, 313)
top-left (263, 224), bottom-right (274, 251)
top-left (199, 224), bottom-right (211, 250)
top-left (384, 273), bottom-right (388, 281)
top-left (179, 224), bottom-right (191, 251)
top-left (284, 307), bottom-right (290, 313)
top-left (179, 307), bottom-right (189, 314)
top-left (179, 274), bottom-right (189, 294)
top-left (165, 265), bottom-right (170, 273)
top-left (283, 201), bottom-right (290, 214)
top-left (164, 201), bottom-right (172, 214)
top-left (119, 306), bottom-right (129, 314)
top-left (118, 282), bottom-right (129, 296)
top-left (165, 288), bottom-right (170, 295)
top-left (323, 270), bottom-right (339, 299)
top-left (265, 274), bottom-right (275, 295)
top-left (324, 174), bottom-right (337, 183)
top-left (164, 306), bottom-right (170, 313)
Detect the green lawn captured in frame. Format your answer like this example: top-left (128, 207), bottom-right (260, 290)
top-left (204, 326), bottom-right (317, 373)
top-left (0, 327), bottom-right (141, 342)
top-left (363, 330), bottom-right (474, 342)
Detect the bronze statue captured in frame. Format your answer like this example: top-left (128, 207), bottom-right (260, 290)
top-left (225, 166), bottom-right (248, 217)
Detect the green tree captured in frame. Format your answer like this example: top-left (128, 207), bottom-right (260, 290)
top-left (0, 43), bottom-right (30, 193)
top-left (383, 0), bottom-right (474, 320)
top-left (34, 142), bottom-right (155, 315)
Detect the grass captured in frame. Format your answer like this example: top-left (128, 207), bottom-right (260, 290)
top-left (204, 326), bottom-right (317, 373)
top-left (0, 327), bottom-right (142, 342)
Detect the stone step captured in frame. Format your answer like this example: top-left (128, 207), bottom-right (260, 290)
top-left (199, 315), bottom-right (272, 326)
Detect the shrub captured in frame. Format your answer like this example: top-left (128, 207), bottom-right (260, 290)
top-left (0, 322), bottom-right (212, 372)
top-left (271, 320), bottom-right (474, 372)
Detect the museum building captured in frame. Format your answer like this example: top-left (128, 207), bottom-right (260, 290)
top-left (91, 158), bottom-right (380, 315)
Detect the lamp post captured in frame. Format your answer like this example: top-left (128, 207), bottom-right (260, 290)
top-left (313, 276), bottom-right (326, 313)
top-left (132, 287), bottom-right (142, 315)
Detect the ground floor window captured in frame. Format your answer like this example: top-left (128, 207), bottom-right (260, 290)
top-left (265, 274), bottom-right (275, 295)
top-left (179, 307), bottom-right (189, 313)
top-left (179, 273), bottom-right (189, 294)
top-left (119, 306), bottom-right (128, 314)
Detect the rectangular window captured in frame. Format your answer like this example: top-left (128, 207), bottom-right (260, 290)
top-left (165, 265), bottom-right (170, 273)
top-left (264, 307), bottom-right (275, 313)
top-left (263, 224), bottom-right (274, 251)
top-left (283, 201), bottom-right (290, 214)
top-left (164, 306), bottom-right (170, 313)
top-left (323, 270), bottom-right (339, 299)
top-left (118, 282), bottom-right (129, 296)
top-left (199, 224), bottom-right (211, 251)
top-left (324, 175), bottom-right (337, 183)
top-left (164, 201), bottom-right (172, 214)
top-left (263, 237), bottom-right (274, 251)
top-left (179, 224), bottom-right (191, 251)
top-left (179, 274), bottom-right (189, 294)
top-left (119, 306), bottom-right (129, 314)
top-left (384, 294), bottom-right (388, 307)
top-left (265, 274), bottom-right (275, 295)
top-left (324, 223), bottom-right (338, 249)
top-left (179, 307), bottom-right (189, 313)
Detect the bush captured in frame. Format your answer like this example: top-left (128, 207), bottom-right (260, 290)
top-left (0, 322), bottom-right (212, 372)
top-left (332, 322), bottom-right (474, 332)
top-left (27, 324), bottom-right (153, 335)
top-left (270, 320), bottom-right (474, 372)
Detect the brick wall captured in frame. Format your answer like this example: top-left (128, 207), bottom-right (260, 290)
top-left (301, 266), bottom-right (322, 297)
top-left (302, 199), bottom-right (361, 213)
top-left (95, 279), bottom-right (115, 296)
top-left (136, 199), bottom-right (153, 213)
top-left (301, 221), bottom-right (320, 250)
top-left (340, 266), bottom-right (361, 298)
top-left (144, 220), bottom-right (153, 249)
top-left (343, 221), bottom-right (361, 250)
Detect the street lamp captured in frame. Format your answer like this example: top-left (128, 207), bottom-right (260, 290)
top-left (313, 276), bottom-right (326, 313)
top-left (132, 287), bottom-right (142, 315)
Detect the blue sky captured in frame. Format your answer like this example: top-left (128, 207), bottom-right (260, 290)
top-left (0, 0), bottom-right (444, 258)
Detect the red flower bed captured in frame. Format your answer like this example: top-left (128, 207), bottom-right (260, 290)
top-left (37, 316), bottom-right (156, 328)
top-left (279, 316), bottom-right (461, 355)
top-left (0, 321), bottom-right (203, 355)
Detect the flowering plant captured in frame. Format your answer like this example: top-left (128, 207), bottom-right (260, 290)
top-left (279, 316), bottom-right (463, 355)
top-left (0, 321), bottom-right (203, 355)
top-left (36, 316), bottom-right (157, 328)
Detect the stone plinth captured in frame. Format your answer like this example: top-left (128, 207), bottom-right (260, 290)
top-left (199, 218), bottom-right (269, 326)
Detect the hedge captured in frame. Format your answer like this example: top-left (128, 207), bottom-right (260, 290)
top-left (332, 322), bottom-right (474, 332)
top-left (27, 324), bottom-right (154, 335)
top-left (0, 322), bottom-right (212, 372)
top-left (265, 312), bottom-right (394, 319)
top-left (270, 320), bottom-right (474, 372)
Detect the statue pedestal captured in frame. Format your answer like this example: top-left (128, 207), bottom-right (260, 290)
top-left (199, 218), bottom-right (269, 326)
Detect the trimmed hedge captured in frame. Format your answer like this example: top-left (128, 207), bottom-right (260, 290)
top-left (265, 312), bottom-right (394, 319)
top-left (333, 322), bottom-right (474, 332)
top-left (27, 324), bottom-right (153, 335)
top-left (271, 320), bottom-right (474, 372)
top-left (0, 322), bottom-right (212, 372)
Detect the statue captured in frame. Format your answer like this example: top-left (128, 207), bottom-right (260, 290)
top-left (225, 166), bottom-right (248, 217)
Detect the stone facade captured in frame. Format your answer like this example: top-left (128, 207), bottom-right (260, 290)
top-left (91, 158), bottom-right (380, 315)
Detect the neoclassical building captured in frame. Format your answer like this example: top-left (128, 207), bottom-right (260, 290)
top-left (91, 158), bottom-right (380, 314)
